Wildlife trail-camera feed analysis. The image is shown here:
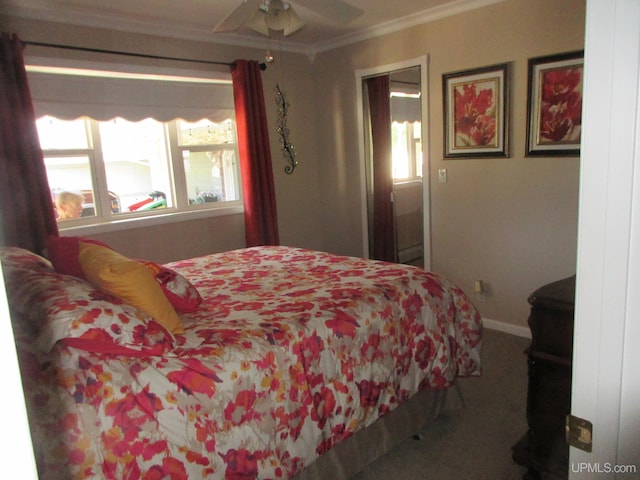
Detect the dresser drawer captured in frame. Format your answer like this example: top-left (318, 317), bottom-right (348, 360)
top-left (528, 276), bottom-right (575, 358)
top-left (513, 275), bottom-right (575, 480)
top-left (527, 356), bottom-right (572, 457)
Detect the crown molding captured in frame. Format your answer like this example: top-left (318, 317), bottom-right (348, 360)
top-left (5, 1), bottom-right (315, 56)
top-left (312, 0), bottom-right (506, 54)
top-left (6, 0), bottom-right (505, 60)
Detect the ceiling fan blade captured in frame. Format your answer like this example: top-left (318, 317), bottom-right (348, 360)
top-left (294, 0), bottom-right (363, 24)
top-left (212, 0), bottom-right (261, 33)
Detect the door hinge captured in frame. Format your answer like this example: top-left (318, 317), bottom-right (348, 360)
top-left (566, 414), bottom-right (593, 452)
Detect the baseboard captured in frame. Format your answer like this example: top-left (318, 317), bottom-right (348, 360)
top-left (482, 317), bottom-right (531, 339)
top-left (398, 245), bottom-right (423, 264)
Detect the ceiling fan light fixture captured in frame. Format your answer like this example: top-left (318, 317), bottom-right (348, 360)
top-left (247, 9), bottom-right (270, 36)
top-left (277, 6), bottom-right (305, 36)
top-left (246, 0), bottom-right (306, 37)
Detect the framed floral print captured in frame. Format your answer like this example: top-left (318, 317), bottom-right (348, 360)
top-left (526, 51), bottom-right (583, 156)
top-left (443, 63), bottom-right (510, 158)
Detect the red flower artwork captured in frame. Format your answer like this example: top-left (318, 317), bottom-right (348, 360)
top-left (454, 82), bottom-right (497, 147)
top-left (538, 67), bottom-right (582, 143)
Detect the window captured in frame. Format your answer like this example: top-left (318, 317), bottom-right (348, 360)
top-left (392, 120), bottom-right (422, 182)
top-left (27, 61), bottom-right (240, 229)
top-left (174, 119), bottom-right (240, 206)
top-left (37, 116), bottom-right (241, 225)
top-left (390, 84), bottom-right (422, 183)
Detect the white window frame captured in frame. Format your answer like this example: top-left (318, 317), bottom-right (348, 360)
top-left (392, 120), bottom-right (423, 184)
top-left (28, 58), bottom-right (244, 235)
top-left (40, 117), bottom-right (243, 235)
top-left (166, 120), bottom-right (242, 213)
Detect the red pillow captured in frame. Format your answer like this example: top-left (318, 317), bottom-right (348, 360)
top-left (46, 235), bottom-right (112, 278)
top-left (138, 260), bottom-right (203, 313)
top-left (47, 235), bottom-right (202, 313)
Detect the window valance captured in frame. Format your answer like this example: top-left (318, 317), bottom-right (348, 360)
top-left (391, 96), bottom-right (421, 124)
top-left (26, 60), bottom-right (235, 123)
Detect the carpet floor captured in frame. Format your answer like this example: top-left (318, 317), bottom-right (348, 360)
top-left (351, 328), bottom-right (531, 480)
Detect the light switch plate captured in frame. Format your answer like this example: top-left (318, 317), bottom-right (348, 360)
top-left (438, 169), bottom-right (447, 183)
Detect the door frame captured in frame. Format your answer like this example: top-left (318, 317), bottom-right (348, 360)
top-left (355, 56), bottom-right (431, 270)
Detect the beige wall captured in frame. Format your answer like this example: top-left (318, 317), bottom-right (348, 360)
top-left (88, 214), bottom-right (246, 265)
top-left (311, 0), bottom-right (585, 328)
top-left (0, 15), bottom-right (325, 263)
top-left (2, 0), bottom-right (586, 328)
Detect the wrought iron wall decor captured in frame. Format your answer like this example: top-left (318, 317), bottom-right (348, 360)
top-left (275, 83), bottom-right (298, 174)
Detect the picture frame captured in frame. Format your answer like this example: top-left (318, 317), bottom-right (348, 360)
top-left (443, 62), bottom-right (510, 158)
top-left (526, 50), bottom-right (584, 156)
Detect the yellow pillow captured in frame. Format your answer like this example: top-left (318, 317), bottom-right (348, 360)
top-left (78, 243), bottom-right (184, 334)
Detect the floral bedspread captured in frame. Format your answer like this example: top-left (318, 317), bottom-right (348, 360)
top-left (14, 246), bottom-right (482, 479)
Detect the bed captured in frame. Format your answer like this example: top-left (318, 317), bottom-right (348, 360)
top-left (1, 241), bottom-right (482, 479)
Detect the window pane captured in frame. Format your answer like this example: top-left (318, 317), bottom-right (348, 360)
top-left (177, 119), bottom-right (235, 146)
top-left (392, 121), bottom-right (423, 181)
top-left (36, 116), bottom-right (90, 149)
top-left (392, 121), bottom-right (410, 180)
top-left (414, 122), bottom-right (423, 178)
top-left (184, 149), bottom-right (239, 204)
top-left (44, 155), bottom-right (96, 221)
top-left (99, 118), bottom-right (173, 213)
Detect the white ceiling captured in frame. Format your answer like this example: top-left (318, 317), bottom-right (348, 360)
top-left (3, 0), bottom-right (505, 55)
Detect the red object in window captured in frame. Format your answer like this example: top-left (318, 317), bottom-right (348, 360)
top-left (128, 197), bottom-right (153, 212)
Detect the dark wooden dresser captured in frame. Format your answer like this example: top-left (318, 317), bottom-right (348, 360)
top-left (512, 275), bottom-right (576, 480)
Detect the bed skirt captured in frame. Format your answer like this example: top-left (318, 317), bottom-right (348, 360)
top-left (292, 385), bottom-right (462, 479)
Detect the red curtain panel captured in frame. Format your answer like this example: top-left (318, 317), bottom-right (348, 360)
top-left (366, 75), bottom-right (396, 263)
top-left (231, 59), bottom-right (280, 247)
top-left (0, 33), bottom-right (58, 254)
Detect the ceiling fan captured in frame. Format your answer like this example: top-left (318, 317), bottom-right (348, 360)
top-left (213, 0), bottom-right (364, 37)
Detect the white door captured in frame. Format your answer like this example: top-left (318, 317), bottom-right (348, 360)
top-left (571, 0), bottom-right (640, 474)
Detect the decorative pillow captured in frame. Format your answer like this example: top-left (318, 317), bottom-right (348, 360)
top-left (46, 235), bottom-right (202, 314)
top-left (0, 246), bottom-right (51, 270)
top-left (78, 243), bottom-right (185, 334)
top-left (1, 247), bottom-right (174, 356)
top-left (138, 260), bottom-right (203, 312)
top-left (1, 247), bottom-right (56, 327)
top-left (46, 235), bottom-right (112, 278)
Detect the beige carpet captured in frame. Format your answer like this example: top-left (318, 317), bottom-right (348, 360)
top-left (352, 328), bottom-right (531, 480)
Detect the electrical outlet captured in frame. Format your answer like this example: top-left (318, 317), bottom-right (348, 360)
top-left (473, 280), bottom-right (489, 302)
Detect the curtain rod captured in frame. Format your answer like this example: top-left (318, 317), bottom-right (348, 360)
top-left (22, 40), bottom-right (267, 70)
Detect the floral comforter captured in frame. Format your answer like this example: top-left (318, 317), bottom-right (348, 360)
top-left (11, 246), bottom-right (482, 479)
